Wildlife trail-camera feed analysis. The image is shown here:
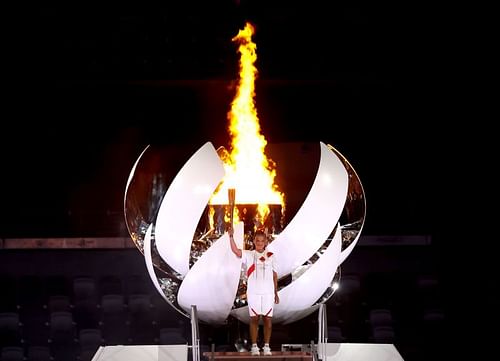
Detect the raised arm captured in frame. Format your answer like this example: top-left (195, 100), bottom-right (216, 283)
top-left (228, 227), bottom-right (242, 258)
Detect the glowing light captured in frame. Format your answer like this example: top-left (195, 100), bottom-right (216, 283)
top-left (210, 22), bottom-right (284, 221)
top-left (332, 282), bottom-right (339, 291)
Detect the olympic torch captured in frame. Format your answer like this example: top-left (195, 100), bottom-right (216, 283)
top-left (228, 188), bottom-right (236, 229)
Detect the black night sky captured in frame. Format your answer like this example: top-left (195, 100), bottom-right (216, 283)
top-left (1, 2), bottom-right (436, 240)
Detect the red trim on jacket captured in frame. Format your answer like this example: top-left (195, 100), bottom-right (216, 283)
top-left (247, 263), bottom-right (256, 277)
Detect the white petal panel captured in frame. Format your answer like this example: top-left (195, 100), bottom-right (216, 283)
top-left (325, 143), bottom-right (366, 267)
top-left (282, 305), bottom-right (320, 325)
top-left (267, 142), bottom-right (348, 278)
top-left (143, 224), bottom-right (169, 303)
top-left (124, 145), bottom-right (150, 198)
top-left (231, 226), bottom-right (342, 324)
top-left (230, 304), bottom-right (320, 326)
top-left (177, 222), bottom-right (244, 325)
top-left (155, 142), bottom-right (225, 276)
top-left (271, 226), bottom-right (342, 324)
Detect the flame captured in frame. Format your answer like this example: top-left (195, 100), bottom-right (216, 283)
top-left (210, 22), bottom-right (284, 221)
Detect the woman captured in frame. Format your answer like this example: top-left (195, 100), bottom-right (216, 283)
top-left (229, 228), bottom-right (280, 356)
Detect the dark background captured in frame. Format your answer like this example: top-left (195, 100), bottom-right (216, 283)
top-left (1, 1), bottom-right (436, 240)
top-left (3, 3), bottom-right (490, 359)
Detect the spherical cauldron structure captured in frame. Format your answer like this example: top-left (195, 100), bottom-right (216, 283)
top-left (124, 141), bottom-right (365, 325)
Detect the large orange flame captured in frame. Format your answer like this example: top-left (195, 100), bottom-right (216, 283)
top-left (210, 22), bottom-right (284, 221)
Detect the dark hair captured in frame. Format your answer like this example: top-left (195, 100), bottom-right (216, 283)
top-left (254, 230), bottom-right (266, 239)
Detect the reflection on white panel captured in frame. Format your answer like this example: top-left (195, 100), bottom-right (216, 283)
top-left (229, 306), bottom-right (249, 324)
top-left (178, 222), bottom-right (244, 325)
top-left (143, 224), bottom-right (169, 303)
top-left (155, 142), bottom-right (225, 277)
top-left (339, 232), bottom-right (362, 265)
top-left (267, 142), bottom-right (348, 278)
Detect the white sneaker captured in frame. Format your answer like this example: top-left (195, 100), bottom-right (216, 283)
top-left (251, 345), bottom-right (260, 356)
top-left (262, 345), bottom-right (272, 356)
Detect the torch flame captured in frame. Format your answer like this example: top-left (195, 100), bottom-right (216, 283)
top-left (210, 22), bottom-right (284, 221)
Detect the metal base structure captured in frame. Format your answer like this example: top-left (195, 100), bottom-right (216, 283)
top-left (317, 303), bottom-right (327, 360)
top-left (91, 305), bottom-right (404, 361)
top-left (191, 305), bottom-right (201, 361)
top-left (312, 303), bottom-right (404, 361)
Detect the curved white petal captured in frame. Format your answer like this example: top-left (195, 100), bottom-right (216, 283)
top-left (231, 226), bottom-right (342, 324)
top-left (230, 303), bottom-right (321, 326)
top-left (124, 145), bottom-right (150, 238)
top-left (267, 142), bottom-right (348, 278)
top-left (124, 145), bottom-right (150, 198)
top-left (143, 224), bottom-right (169, 303)
top-left (272, 226), bottom-right (342, 324)
top-left (325, 143), bottom-right (366, 266)
top-left (155, 142), bottom-right (225, 276)
top-left (282, 305), bottom-right (320, 325)
top-left (178, 222), bottom-right (244, 324)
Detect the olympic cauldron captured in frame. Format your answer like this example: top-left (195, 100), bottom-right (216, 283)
top-left (124, 141), bottom-right (365, 325)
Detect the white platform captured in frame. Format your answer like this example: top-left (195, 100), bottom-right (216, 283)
top-left (91, 345), bottom-right (188, 361)
top-left (90, 343), bottom-right (403, 361)
top-left (318, 343), bottom-right (404, 360)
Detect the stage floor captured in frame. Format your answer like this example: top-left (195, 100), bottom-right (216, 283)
top-left (91, 343), bottom-right (404, 360)
top-left (202, 351), bottom-right (312, 360)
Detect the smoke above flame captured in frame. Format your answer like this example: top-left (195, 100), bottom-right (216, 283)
top-left (210, 22), bottom-right (284, 220)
